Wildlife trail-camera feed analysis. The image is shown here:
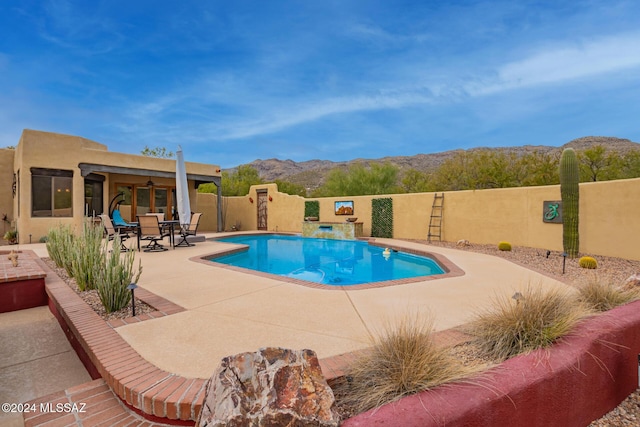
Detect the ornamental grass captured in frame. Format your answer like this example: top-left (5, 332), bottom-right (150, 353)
top-left (468, 285), bottom-right (591, 362)
top-left (339, 314), bottom-right (476, 413)
top-left (576, 276), bottom-right (640, 312)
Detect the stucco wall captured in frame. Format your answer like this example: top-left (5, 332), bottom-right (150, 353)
top-left (220, 178), bottom-right (640, 261)
top-left (200, 183), bottom-right (306, 233)
top-left (252, 183), bottom-right (305, 233)
top-left (10, 130), bottom-right (220, 243)
top-left (194, 192), bottom-right (218, 231)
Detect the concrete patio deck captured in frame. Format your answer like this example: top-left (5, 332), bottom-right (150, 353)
top-left (28, 231), bottom-right (571, 380)
top-left (5, 232), bottom-right (574, 424)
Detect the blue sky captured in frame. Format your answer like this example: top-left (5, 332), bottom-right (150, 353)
top-left (1, 1), bottom-right (640, 168)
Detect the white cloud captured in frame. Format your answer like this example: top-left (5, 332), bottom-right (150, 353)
top-left (120, 31), bottom-right (640, 143)
top-left (472, 31), bottom-right (640, 95)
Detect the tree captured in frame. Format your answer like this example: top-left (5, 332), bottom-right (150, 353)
top-left (428, 151), bottom-right (470, 191)
top-left (226, 165), bottom-right (263, 196)
top-left (578, 145), bottom-right (621, 182)
top-left (197, 182), bottom-right (217, 193)
top-left (312, 162), bottom-right (401, 197)
top-left (274, 180), bottom-right (307, 197)
top-left (620, 150), bottom-right (640, 179)
top-left (429, 150), bottom-right (525, 191)
top-left (141, 146), bottom-right (174, 158)
top-left (198, 165), bottom-right (263, 196)
top-left (401, 169), bottom-right (433, 193)
top-left (519, 151), bottom-right (560, 186)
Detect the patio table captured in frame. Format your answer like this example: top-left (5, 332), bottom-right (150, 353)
top-left (131, 220), bottom-right (180, 250)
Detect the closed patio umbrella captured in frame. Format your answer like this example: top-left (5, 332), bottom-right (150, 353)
top-left (176, 145), bottom-right (191, 229)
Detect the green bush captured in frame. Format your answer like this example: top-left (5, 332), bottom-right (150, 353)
top-left (46, 224), bottom-right (75, 277)
top-left (70, 222), bottom-right (105, 291)
top-left (498, 241), bottom-right (512, 251)
top-left (468, 285), bottom-right (590, 361)
top-left (578, 256), bottom-right (597, 269)
top-left (95, 234), bottom-right (142, 313)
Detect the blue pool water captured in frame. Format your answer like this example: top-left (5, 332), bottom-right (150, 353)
top-left (211, 234), bottom-right (445, 286)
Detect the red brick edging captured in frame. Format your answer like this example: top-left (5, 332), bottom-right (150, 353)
top-left (40, 259), bottom-right (206, 423)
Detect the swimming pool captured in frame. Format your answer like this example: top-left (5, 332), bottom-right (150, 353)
top-left (210, 234), bottom-right (445, 286)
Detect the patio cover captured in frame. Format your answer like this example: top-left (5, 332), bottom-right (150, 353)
top-left (78, 162), bottom-right (223, 231)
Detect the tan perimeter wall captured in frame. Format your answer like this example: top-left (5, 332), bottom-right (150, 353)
top-left (203, 178), bottom-right (640, 261)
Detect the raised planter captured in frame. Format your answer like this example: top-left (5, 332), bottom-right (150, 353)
top-left (0, 250), bottom-right (47, 313)
top-left (343, 300), bottom-right (640, 427)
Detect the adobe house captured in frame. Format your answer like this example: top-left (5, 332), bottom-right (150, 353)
top-left (0, 130), bottom-right (222, 244)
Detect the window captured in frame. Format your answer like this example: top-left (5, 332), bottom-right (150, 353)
top-left (84, 174), bottom-right (104, 217)
top-left (31, 168), bottom-right (73, 217)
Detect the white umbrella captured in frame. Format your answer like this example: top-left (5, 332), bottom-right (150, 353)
top-left (176, 145), bottom-right (191, 229)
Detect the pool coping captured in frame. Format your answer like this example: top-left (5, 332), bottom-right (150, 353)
top-left (194, 235), bottom-right (465, 291)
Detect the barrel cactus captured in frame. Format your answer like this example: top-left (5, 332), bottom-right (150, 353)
top-left (498, 241), bottom-right (512, 251)
top-left (579, 256), bottom-right (597, 269)
top-left (560, 148), bottom-right (579, 258)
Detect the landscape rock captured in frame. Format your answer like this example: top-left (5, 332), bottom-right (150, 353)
top-left (621, 273), bottom-right (640, 291)
top-left (197, 347), bottom-right (339, 427)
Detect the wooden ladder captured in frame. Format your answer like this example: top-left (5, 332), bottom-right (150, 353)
top-left (427, 193), bottom-right (444, 243)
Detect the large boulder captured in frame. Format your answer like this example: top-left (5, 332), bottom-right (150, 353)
top-left (197, 347), bottom-right (339, 427)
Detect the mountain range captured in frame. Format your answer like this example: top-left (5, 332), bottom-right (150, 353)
top-left (231, 136), bottom-right (640, 191)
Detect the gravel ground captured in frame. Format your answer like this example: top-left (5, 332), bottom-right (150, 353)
top-left (421, 240), bottom-right (640, 287)
top-left (422, 241), bottom-right (640, 427)
top-left (334, 241), bottom-right (640, 425)
top-left (43, 257), bottom-right (154, 321)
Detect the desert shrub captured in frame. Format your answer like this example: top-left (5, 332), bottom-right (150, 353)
top-left (338, 314), bottom-right (474, 413)
top-left (70, 222), bottom-right (105, 291)
top-left (579, 256), bottom-right (598, 269)
top-left (468, 285), bottom-right (590, 361)
top-left (95, 234), bottom-right (142, 313)
top-left (498, 241), bottom-right (512, 251)
top-left (46, 224), bottom-right (75, 276)
top-left (577, 277), bottom-right (640, 312)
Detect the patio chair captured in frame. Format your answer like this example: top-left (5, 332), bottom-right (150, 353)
top-left (99, 214), bottom-right (131, 251)
top-left (146, 212), bottom-right (174, 236)
top-left (112, 209), bottom-right (137, 233)
top-left (146, 212), bottom-right (165, 221)
top-left (175, 212), bottom-right (203, 247)
top-left (136, 215), bottom-right (171, 252)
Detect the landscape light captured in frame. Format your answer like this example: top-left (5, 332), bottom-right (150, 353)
top-left (127, 283), bottom-right (138, 316)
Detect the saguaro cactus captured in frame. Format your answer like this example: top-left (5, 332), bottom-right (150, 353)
top-left (560, 148), bottom-right (579, 258)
